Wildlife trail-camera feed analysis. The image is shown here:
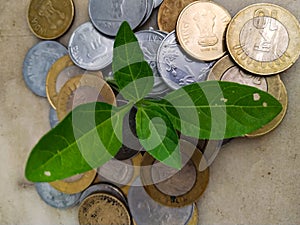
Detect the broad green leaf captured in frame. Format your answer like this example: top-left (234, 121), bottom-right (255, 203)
top-left (136, 105), bottom-right (181, 169)
top-left (148, 81), bottom-right (283, 140)
top-left (25, 102), bottom-right (131, 182)
top-left (112, 21), bottom-right (154, 102)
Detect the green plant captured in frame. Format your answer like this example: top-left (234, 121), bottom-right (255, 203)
top-left (25, 22), bottom-right (282, 182)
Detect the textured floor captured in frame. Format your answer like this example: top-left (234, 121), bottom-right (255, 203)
top-left (0, 0), bottom-right (299, 224)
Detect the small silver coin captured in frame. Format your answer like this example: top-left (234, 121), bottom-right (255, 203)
top-left (157, 31), bottom-right (215, 90)
top-left (139, 0), bottom-right (155, 26)
top-left (23, 41), bottom-right (67, 97)
top-left (128, 178), bottom-right (194, 225)
top-left (135, 30), bottom-right (172, 98)
top-left (79, 183), bottom-right (127, 205)
top-left (49, 107), bottom-right (59, 128)
top-left (89, 0), bottom-right (147, 36)
top-left (153, 0), bottom-right (164, 8)
top-left (35, 182), bottom-right (81, 209)
top-left (68, 22), bottom-right (114, 70)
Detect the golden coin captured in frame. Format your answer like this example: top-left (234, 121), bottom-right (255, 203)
top-left (46, 55), bottom-right (103, 109)
top-left (226, 3), bottom-right (300, 75)
top-left (157, 0), bottom-right (202, 33)
top-left (208, 55), bottom-right (285, 137)
top-left (56, 74), bottom-right (116, 121)
top-left (187, 203), bottom-right (199, 225)
top-left (176, 1), bottom-right (231, 61)
top-left (50, 169), bottom-right (97, 194)
top-left (140, 140), bottom-right (209, 207)
top-left (27, 0), bottom-right (74, 39)
top-left (78, 193), bottom-right (131, 225)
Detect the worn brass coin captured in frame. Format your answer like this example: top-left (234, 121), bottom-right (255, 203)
top-left (27, 0), bottom-right (74, 39)
top-left (56, 74), bottom-right (116, 121)
top-left (226, 3), bottom-right (300, 75)
top-left (78, 193), bottom-right (131, 225)
top-left (176, 1), bottom-right (231, 61)
top-left (208, 55), bottom-right (285, 137)
top-left (157, 0), bottom-right (201, 33)
top-left (50, 169), bottom-right (97, 194)
top-left (46, 55), bottom-right (103, 109)
top-left (140, 140), bottom-right (209, 207)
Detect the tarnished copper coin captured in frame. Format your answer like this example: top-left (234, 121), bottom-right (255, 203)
top-left (157, 0), bottom-right (201, 33)
top-left (176, 1), bottom-right (231, 61)
top-left (140, 140), bottom-right (209, 207)
top-left (78, 193), bottom-right (131, 225)
top-left (56, 74), bottom-right (116, 121)
top-left (27, 0), bottom-right (74, 39)
top-left (50, 169), bottom-right (97, 194)
top-left (208, 55), bottom-right (287, 137)
top-left (46, 55), bottom-right (103, 109)
top-left (226, 3), bottom-right (300, 75)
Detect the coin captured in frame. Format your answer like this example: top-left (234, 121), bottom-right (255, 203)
top-left (140, 140), bottom-right (209, 207)
top-left (140, 0), bottom-right (155, 26)
top-left (49, 107), bottom-right (59, 128)
top-left (207, 55), bottom-right (284, 137)
top-left (187, 203), bottom-right (199, 225)
top-left (68, 22), bottom-right (114, 71)
top-left (35, 182), bottom-right (81, 209)
top-left (23, 41), bottom-right (67, 97)
top-left (157, 0), bottom-right (200, 33)
top-left (79, 183), bottom-right (127, 205)
top-left (46, 55), bottom-right (103, 109)
top-left (89, 0), bottom-right (147, 36)
top-left (128, 177), bottom-right (194, 225)
top-left (176, 1), bottom-right (231, 61)
top-left (157, 31), bottom-right (215, 90)
top-left (50, 169), bottom-right (96, 194)
top-left (226, 3), bottom-right (300, 75)
top-left (27, 0), bottom-right (74, 39)
top-left (153, 0), bottom-right (164, 8)
top-left (56, 74), bottom-right (116, 120)
top-left (78, 193), bottom-right (131, 225)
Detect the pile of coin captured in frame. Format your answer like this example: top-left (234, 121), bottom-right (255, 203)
top-left (23, 0), bottom-right (300, 224)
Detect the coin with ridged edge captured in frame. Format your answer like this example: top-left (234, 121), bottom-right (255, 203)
top-left (78, 193), bottom-right (132, 225)
top-left (27, 0), bottom-right (74, 39)
top-left (226, 3), bottom-right (300, 75)
top-left (176, 1), bottom-right (231, 61)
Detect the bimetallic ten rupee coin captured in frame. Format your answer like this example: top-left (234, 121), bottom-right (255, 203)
top-left (157, 31), bottom-right (215, 90)
top-left (23, 41), bottom-right (67, 97)
top-left (35, 182), bottom-right (81, 209)
top-left (89, 0), bottom-right (147, 36)
top-left (157, 0), bottom-right (201, 33)
top-left (68, 22), bottom-right (114, 70)
top-left (78, 193), bottom-right (131, 225)
top-left (226, 3), bottom-right (300, 75)
top-left (128, 178), bottom-right (194, 225)
top-left (56, 74), bottom-right (116, 120)
top-left (27, 0), bottom-right (74, 39)
top-left (50, 170), bottom-right (97, 194)
top-left (208, 55), bottom-right (285, 137)
top-left (176, 1), bottom-right (231, 61)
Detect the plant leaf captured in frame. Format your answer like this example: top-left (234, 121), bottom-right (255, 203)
top-left (25, 102), bottom-right (131, 182)
top-left (112, 21), bottom-right (154, 102)
top-left (148, 81), bottom-right (283, 140)
top-left (136, 105), bottom-right (181, 169)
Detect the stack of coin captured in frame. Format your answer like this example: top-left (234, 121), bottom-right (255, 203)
top-left (23, 0), bottom-right (300, 224)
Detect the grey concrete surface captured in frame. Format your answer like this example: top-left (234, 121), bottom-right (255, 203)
top-left (0, 0), bottom-right (299, 224)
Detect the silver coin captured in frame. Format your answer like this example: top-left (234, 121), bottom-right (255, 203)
top-left (23, 41), bottom-right (67, 97)
top-left (35, 182), bottom-right (81, 209)
top-left (157, 31), bottom-right (216, 90)
top-left (97, 159), bottom-right (134, 187)
top-left (89, 0), bottom-right (147, 36)
top-left (153, 0), bottom-right (164, 8)
top-left (49, 107), bottom-right (59, 128)
top-left (79, 183), bottom-right (127, 205)
top-left (128, 178), bottom-right (194, 225)
top-left (139, 0), bottom-right (155, 26)
top-left (68, 22), bottom-right (114, 70)
top-left (135, 30), bottom-right (172, 98)
top-left (200, 140), bottom-right (223, 171)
